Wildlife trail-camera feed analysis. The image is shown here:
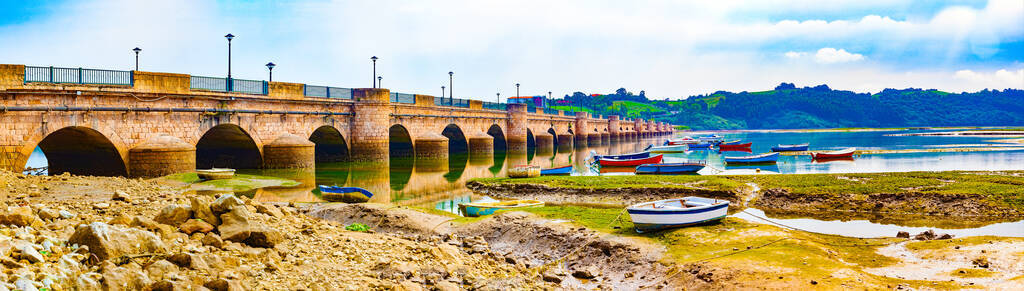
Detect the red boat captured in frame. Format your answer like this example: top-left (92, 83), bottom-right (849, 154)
top-left (810, 147), bottom-right (856, 160)
top-left (718, 142), bottom-right (752, 150)
top-left (597, 154), bottom-right (664, 167)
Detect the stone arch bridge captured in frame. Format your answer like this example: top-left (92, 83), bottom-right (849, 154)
top-left (0, 64), bottom-right (673, 177)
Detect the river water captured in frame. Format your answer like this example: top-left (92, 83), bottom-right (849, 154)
top-left (26, 128), bottom-right (1024, 237)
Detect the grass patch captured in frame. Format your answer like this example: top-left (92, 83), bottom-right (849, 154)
top-left (157, 172), bottom-right (301, 192)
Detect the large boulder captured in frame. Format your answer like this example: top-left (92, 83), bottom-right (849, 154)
top-left (244, 227), bottom-right (283, 248)
top-left (154, 205), bottom-right (193, 227)
top-left (191, 196), bottom-right (220, 226)
top-left (68, 222), bottom-right (166, 261)
top-left (211, 194), bottom-right (244, 215)
top-left (218, 206), bottom-right (251, 242)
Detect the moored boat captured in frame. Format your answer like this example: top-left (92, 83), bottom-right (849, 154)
top-left (718, 142), bottom-right (752, 150)
top-left (635, 162), bottom-right (706, 175)
top-left (724, 152), bottom-right (780, 164)
top-left (459, 199), bottom-right (544, 217)
top-left (687, 143), bottom-right (714, 150)
top-left (720, 140), bottom-right (744, 145)
top-left (645, 144), bottom-right (689, 153)
top-left (811, 147), bottom-right (856, 159)
top-left (665, 137), bottom-right (699, 145)
top-left (196, 168), bottom-right (235, 180)
top-left (594, 151), bottom-right (651, 160)
top-left (771, 143), bottom-right (810, 152)
top-left (597, 154), bottom-right (664, 167)
top-left (626, 197), bottom-right (729, 233)
top-left (318, 185), bottom-right (374, 203)
top-left (540, 165), bottom-right (573, 176)
top-left (508, 165), bottom-right (541, 178)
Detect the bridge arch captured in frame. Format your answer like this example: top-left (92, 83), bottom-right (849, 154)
top-left (487, 124), bottom-right (507, 151)
top-left (196, 124), bottom-right (262, 169)
top-left (309, 125), bottom-right (349, 163)
top-left (35, 126), bottom-right (127, 176)
top-left (526, 129), bottom-right (536, 149)
top-left (441, 124), bottom-right (468, 154)
top-left (388, 124), bottom-right (414, 158)
top-left (547, 128), bottom-right (558, 147)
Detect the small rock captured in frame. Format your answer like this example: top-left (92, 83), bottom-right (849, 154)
top-left (202, 234), bottom-right (225, 249)
top-left (15, 278), bottom-right (39, 291)
top-left (811, 280), bottom-right (818, 285)
top-left (972, 257), bottom-right (990, 268)
top-left (37, 208), bottom-right (60, 220)
top-left (179, 219), bottom-right (215, 234)
top-left (19, 245), bottom-right (44, 263)
top-left (541, 270), bottom-right (562, 283)
top-left (255, 203), bottom-right (284, 218)
top-left (93, 203), bottom-right (110, 210)
top-left (144, 260), bottom-right (179, 281)
top-left (937, 233), bottom-right (954, 240)
top-left (914, 230), bottom-right (936, 241)
top-left (244, 227), bottom-right (283, 248)
top-left (896, 231), bottom-right (910, 238)
top-left (112, 190), bottom-right (132, 202)
top-left (435, 281), bottom-right (460, 291)
top-left (59, 210), bottom-right (76, 219)
top-left (571, 265), bottom-right (599, 279)
top-left (203, 278), bottom-right (244, 291)
top-left (154, 205), bottom-right (193, 227)
top-left (130, 216), bottom-right (162, 231)
top-left (191, 196), bottom-right (221, 226)
top-left (68, 222), bottom-right (166, 261)
top-left (1, 206), bottom-right (38, 226)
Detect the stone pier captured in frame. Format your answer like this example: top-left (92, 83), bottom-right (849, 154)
top-left (128, 134), bottom-right (195, 178)
top-left (262, 133), bottom-right (315, 169)
top-left (535, 132), bottom-right (554, 154)
top-left (350, 88), bottom-right (392, 163)
top-left (506, 104), bottom-right (528, 154)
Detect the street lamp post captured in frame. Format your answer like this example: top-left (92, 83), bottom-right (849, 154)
top-left (448, 71), bottom-right (454, 106)
top-left (265, 62), bottom-right (275, 82)
top-left (132, 47), bottom-right (141, 71)
top-left (548, 91), bottom-right (552, 108)
top-left (377, 76), bottom-right (382, 88)
top-left (516, 83), bottom-right (520, 97)
top-left (371, 56), bottom-right (378, 88)
top-left (441, 86), bottom-right (445, 99)
top-left (496, 92), bottom-right (500, 103)
top-left (225, 33), bottom-right (234, 91)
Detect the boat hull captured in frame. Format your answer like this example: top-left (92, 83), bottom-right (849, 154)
top-left (811, 148), bottom-right (856, 159)
top-left (597, 155), bottom-right (663, 167)
top-left (771, 144), bottom-right (809, 152)
top-left (508, 165), bottom-right (541, 178)
top-left (595, 151), bottom-right (650, 160)
top-left (718, 142), bottom-right (752, 150)
top-left (540, 165), bottom-right (572, 176)
top-left (318, 185), bottom-right (374, 203)
top-left (687, 143), bottom-right (713, 150)
top-left (724, 152), bottom-right (780, 164)
top-left (196, 169), bottom-right (235, 180)
top-left (635, 163), bottom-right (706, 174)
top-left (627, 197), bottom-right (729, 233)
top-left (458, 200), bottom-right (544, 217)
top-left (646, 145), bottom-right (688, 153)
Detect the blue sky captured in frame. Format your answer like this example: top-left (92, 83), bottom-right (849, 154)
top-left (0, 0), bottom-right (1021, 99)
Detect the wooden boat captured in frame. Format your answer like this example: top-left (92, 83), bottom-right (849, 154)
top-left (644, 144), bottom-right (688, 153)
top-left (540, 165), bottom-right (572, 176)
top-left (599, 166), bottom-right (638, 174)
top-left (687, 143), bottom-right (714, 150)
top-left (318, 185), bottom-right (374, 203)
top-left (724, 152), bottom-right (780, 164)
top-left (720, 140), bottom-right (744, 145)
top-left (771, 143), bottom-right (810, 152)
top-left (635, 162), bottom-right (706, 175)
top-left (508, 165), bottom-right (540, 178)
top-left (626, 197), bottom-right (729, 233)
top-left (597, 154), bottom-right (663, 167)
top-left (459, 199), bottom-right (544, 217)
top-left (196, 168), bottom-right (235, 180)
top-left (665, 137), bottom-right (699, 145)
top-left (811, 147), bottom-right (856, 160)
top-left (718, 142), bottom-right (752, 150)
top-left (698, 135), bottom-right (724, 144)
top-left (594, 151), bottom-right (651, 160)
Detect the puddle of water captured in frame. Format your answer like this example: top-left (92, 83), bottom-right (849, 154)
top-left (732, 208), bottom-right (1024, 238)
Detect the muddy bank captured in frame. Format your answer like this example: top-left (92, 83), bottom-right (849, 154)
top-left (754, 188), bottom-right (1024, 218)
top-left (466, 181), bottom-right (746, 207)
top-left (309, 203), bottom-right (699, 289)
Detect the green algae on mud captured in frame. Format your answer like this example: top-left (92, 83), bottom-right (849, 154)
top-left (155, 172), bottom-right (301, 192)
top-left (470, 171), bottom-right (1024, 218)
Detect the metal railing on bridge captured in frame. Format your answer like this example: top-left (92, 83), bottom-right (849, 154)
top-left (543, 108), bottom-right (559, 115)
top-left (434, 97), bottom-right (470, 108)
top-left (563, 110), bottom-right (576, 117)
top-left (303, 85), bottom-right (353, 99)
top-left (593, 114), bottom-right (603, 119)
top-left (482, 101), bottom-right (505, 110)
top-left (390, 93), bottom-right (416, 104)
top-left (191, 76), bottom-right (267, 95)
top-left (24, 66), bottom-right (133, 86)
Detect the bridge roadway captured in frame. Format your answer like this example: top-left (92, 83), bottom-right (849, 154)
top-left (0, 64), bottom-right (674, 177)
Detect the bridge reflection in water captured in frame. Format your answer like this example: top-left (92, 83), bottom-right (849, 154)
top-left (245, 137), bottom-right (669, 206)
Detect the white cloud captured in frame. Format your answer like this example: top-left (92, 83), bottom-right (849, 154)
top-left (954, 69), bottom-right (1024, 89)
top-left (784, 51), bottom-right (806, 59)
top-left (814, 48), bottom-right (865, 64)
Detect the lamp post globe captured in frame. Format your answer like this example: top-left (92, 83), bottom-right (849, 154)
top-left (265, 62), bottom-right (275, 82)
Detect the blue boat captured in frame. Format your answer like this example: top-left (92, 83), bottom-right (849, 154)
top-left (540, 165), bottom-right (572, 176)
top-left (771, 143), bottom-right (810, 152)
top-left (687, 143), bottom-right (713, 149)
top-left (318, 185), bottom-right (374, 203)
top-left (724, 152), bottom-right (780, 164)
top-left (594, 151), bottom-right (651, 161)
top-left (635, 162), bottom-right (707, 175)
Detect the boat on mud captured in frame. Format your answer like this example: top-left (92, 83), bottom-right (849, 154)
top-left (597, 154), bottom-right (664, 167)
top-left (459, 198), bottom-right (544, 217)
top-left (645, 144), bottom-right (689, 153)
top-left (540, 165), bottom-right (573, 176)
top-left (724, 152), bottom-right (780, 164)
top-left (811, 147), bottom-right (857, 160)
top-left (508, 165), bottom-right (541, 178)
top-left (196, 168), bottom-right (235, 180)
top-left (635, 162), bottom-right (707, 175)
top-left (626, 196), bottom-right (729, 233)
top-left (318, 185), bottom-right (374, 203)
top-left (771, 143), bottom-right (810, 152)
